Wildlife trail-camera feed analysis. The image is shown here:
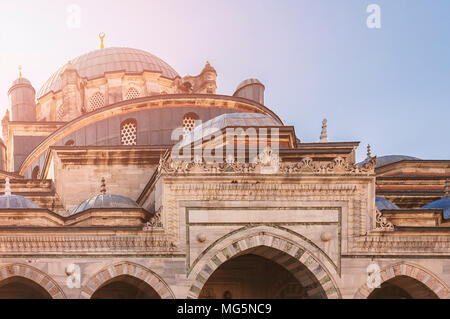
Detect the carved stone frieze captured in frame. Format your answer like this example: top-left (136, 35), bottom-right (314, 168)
top-left (159, 154), bottom-right (376, 176)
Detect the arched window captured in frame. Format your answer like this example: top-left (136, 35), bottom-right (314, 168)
top-left (126, 87), bottom-right (141, 100)
top-left (88, 92), bottom-right (105, 112)
top-left (65, 140), bottom-right (75, 146)
top-left (121, 119), bottom-right (137, 146)
top-left (183, 113), bottom-right (199, 136)
top-left (56, 105), bottom-right (65, 121)
top-left (32, 166), bottom-right (40, 179)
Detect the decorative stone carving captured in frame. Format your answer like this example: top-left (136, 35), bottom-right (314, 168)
top-left (159, 154), bottom-right (376, 176)
top-left (143, 208), bottom-right (163, 230)
top-left (374, 209), bottom-right (394, 232)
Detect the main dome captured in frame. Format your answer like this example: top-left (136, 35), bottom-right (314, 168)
top-left (37, 47), bottom-right (180, 99)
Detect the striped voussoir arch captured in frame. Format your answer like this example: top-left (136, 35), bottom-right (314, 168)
top-left (354, 262), bottom-right (450, 299)
top-left (188, 232), bottom-right (340, 299)
top-left (80, 261), bottom-right (175, 299)
top-left (0, 263), bottom-right (66, 299)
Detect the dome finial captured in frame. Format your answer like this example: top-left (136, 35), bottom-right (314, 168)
top-left (18, 65), bottom-right (22, 79)
top-left (100, 177), bottom-right (106, 195)
top-left (319, 119), bottom-right (328, 143)
top-left (367, 144), bottom-right (372, 159)
top-left (99, 32), bottom-right (106, 49)
top-left (4, 178), bottom-right (11, 196)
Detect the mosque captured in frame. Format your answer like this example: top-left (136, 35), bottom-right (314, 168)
top-left (0, 36), bottom-right (448, 299)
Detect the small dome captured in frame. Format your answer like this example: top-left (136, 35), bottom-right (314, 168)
top-left (180, 112), bottom-right (282, 147)
top-left (422, 198), bottom-right (450, 219)
top-left (38, 47), bottom-right (180, 99)
top-left (200, 112), bottom-right (281, 129)
top-left (376, 197), bottom-right (399, 210)
top-left (71, 194), bottom-right (140, 215)
top-left (358, 155), bottom-right (421, 168)
top-left (0, 178), bottom-right (41, 209)
top-left (0, 194), bottom-right (41, 209)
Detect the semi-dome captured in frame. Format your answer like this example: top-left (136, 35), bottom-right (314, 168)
top-left (358, 155), bottom-right (421, 169)
top-left (71, 178), bottom-right (140, 215)
top-left (422, 198), bottom-right (450, 219)
top-left (37, 47), bottom-right (180, 99)
top-left (0, 178), bottom-right (40, 209)
top-left (376, 196), bottom-right (399, 210)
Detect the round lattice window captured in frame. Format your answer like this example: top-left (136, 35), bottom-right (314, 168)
top-left (126, 87), bottom-right (141, 100)
top-left (183, 116), bottom-right (197, 136)
top-left (56, 105), bottom-right (65, 121)
top-left (121, 120), bottom-right (137, 146)
top-left (88, 92), bottom-right (105, 111)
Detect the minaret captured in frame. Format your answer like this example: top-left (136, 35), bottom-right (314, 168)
top-left (8, 66), bottom-right (36, 122)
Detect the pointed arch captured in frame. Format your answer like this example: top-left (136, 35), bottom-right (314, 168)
top-left (80, 262), bottom-right (174, 299)
top-left (354, 262), bottom-right (449, 299)
top-left (0, 263), bottom-right (66, 299)
top-left (188, 230), bottom-right (340, 299)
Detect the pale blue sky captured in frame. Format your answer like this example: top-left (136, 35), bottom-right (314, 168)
top-left (0, 0), bottom-right (448, 161)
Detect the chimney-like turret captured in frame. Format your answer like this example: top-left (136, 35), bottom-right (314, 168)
top-left (233, 78), bottom-right (265, 105)
top-left (8, 77), bottom-right (36, 122)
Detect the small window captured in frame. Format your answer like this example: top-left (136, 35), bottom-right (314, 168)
top-left (121, 119), bottom-right (137, 146)
top-left (126, 87), bottom-right (141, 100)
top-left (65, 140), bottom-right (75, 146)
top-left (32, 166), bottom-right (40, 179)
top-left (88, 92), bottom-right (105, 111)
top-left (183, 113), bottom-right (199, 136)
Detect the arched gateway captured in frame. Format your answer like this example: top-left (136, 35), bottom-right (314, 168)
top-left (80, 262), bottom-right (175, 299)
top-left (188, 232), bottom-right (340, 299)
top-left (354, 262), bottom-right (449, 299)
top-left (0, 264), bottom-right (65, 299)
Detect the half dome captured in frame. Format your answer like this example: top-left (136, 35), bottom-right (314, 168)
top-left (38, 47), bottom-right (180, 99)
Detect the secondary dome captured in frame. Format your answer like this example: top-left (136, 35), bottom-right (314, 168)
top-left (37, 47), bottom-right (180, 98)
top-left (376, 197), bottom-right (399, 210)
top-left (71, 194), bottom-right (140, 215)
top-left (0, 178), bottom-right (40, 209)
top-left (71, 178), bottom-right (140, 215)
top-left (422, 198), bottom-right (450, 219)
top-left (358, 155), bottom-right (421, 169)
top-left (180, 112), bottom-right (282, 147)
